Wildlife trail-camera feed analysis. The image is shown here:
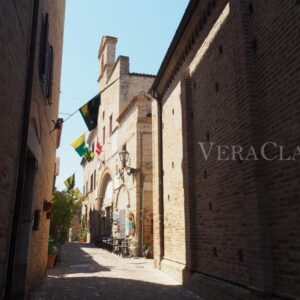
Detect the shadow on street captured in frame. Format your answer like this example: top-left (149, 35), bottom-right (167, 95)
top-left (29, 242), bottom-right (201, 300)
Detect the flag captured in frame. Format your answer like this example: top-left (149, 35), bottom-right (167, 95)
top-left (95, 139), bottom-right (102, 157)
top-left (79, 93), bottom-right (100, 131)
top-left (86, 151), bottom-right (95, 161)
top-left (70, 133), bottom-right (90, 158)
top-left (64, 173), bottom-right (75, 190)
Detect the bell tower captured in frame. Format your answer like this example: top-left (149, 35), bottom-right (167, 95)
top-left (98, 36), bottom-right (117, 86)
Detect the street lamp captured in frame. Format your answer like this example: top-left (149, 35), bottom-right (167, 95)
top-left (119, 146), bottom-right (129, 168)
top-left (118, 146), bottom-right (137, 176)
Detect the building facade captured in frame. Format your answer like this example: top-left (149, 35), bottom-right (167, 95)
top-left (151, 1), bottom-right (300, 299)
top-left (82, 36), bottom-right (154, 256)
top-left (0, 0), bottom-right (65, 298)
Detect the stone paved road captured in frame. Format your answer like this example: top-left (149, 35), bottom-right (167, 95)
top-left (30, 242), bottom-right (202, 300)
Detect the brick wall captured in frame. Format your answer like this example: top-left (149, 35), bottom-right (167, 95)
top-left (152, 0), bottom-right (300, 299)
top-left (0, 0), bottom-right (65, 297)
top-left (27, 1), bottom-right (65, 290)
top-left (0, 1), bottom-right (32, 295)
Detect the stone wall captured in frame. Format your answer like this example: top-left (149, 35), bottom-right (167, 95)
top-left (83, 37), bottom-right (154, 255)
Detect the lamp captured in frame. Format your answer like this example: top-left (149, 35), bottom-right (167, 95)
top-left (118, 146), bottom-right (137, 176)
top-left (119, 147), bottom-right (129, 168)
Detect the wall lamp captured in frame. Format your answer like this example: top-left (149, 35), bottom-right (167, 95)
top-left (118, 146), bottom-right (137, 176)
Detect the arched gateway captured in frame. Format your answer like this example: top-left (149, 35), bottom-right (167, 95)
top-left (95, 169), bottom-right (135, 241)
top-left (98, 171), bottom-right (113, 239)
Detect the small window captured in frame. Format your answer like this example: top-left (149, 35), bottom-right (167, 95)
top-left (103, 126), bottom-right (105, 144)
top-left (109, 115), bottom-right (113, 136)
top-left (91, 142), bottom-right (95, 153)
top-left (90, 174), bottom-right (93, 192)
top-left (93, 170), bottom-right (96, 190)
top-left (102, 110), bottom-right (105, 120)
top-left (83, 185), bottom-right (85, 196)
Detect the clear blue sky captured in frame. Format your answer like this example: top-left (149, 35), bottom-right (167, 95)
top-left (56, 0), bottom-right (189, 191)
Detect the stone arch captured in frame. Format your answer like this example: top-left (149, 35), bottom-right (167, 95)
top-left (115, 184), bottom-right (130, 211)
top-left (97, 168), bottom-right (114, 238)
top-left (98, 168), bottom-right (114, 210)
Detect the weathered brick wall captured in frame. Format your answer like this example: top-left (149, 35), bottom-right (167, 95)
top-left (0, 1), bottom-right (32, 295)
top-left (189, 0), bottom-right (249, 284)
top-left (27, 1), bottom-right (65, 290)
top-left (249, 1), bottom-right (300, 297)
top-left (153, 0), bottom-right (300, 299)
top-left (160, 80), bottom-right (187, 281)
top-left (0, 0), bottom-right (65, 296)
top-left (151, 100), bottom-right (161, 267)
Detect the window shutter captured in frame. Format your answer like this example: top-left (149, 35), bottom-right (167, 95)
top-left (39, 13), bottom-right (49, 79)
top-left (39, 12), bottom-right (54, 103)
top-left (46, 45), bottom-right (54, 102)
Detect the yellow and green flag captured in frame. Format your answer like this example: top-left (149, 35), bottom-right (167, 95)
top-left (64, 173), bottom-right (75, 190)
top-left (70, 133), bottom-right (90, 158)
top-left (79, 93), bottom-right (100, 131)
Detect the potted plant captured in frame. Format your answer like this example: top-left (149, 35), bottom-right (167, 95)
top-left (72, 233), bottom-right (80, 241)
top-left (47, 237), bottom-right (58, 268)
top-left (79, 229), bottom-right (87, 243)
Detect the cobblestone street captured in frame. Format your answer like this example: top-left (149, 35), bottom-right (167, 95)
top-left (30, 243), bottom-right (201, 300)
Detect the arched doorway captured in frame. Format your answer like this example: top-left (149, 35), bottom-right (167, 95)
top-left (98, 172), bottom-right (113, 239)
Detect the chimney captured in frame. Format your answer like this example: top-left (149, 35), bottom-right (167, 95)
top-left (98, 36), bottom-right (117, 83)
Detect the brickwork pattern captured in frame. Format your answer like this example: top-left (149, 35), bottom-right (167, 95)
top-left (152, 0), bottom-right (300, 299)
top-left (0, 0), bottom-right (65, 296)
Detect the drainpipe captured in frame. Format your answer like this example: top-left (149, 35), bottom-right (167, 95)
top-left (151, 93), bottom-right (164, 263)
top-left (5, 0), bottom-right (40, 298)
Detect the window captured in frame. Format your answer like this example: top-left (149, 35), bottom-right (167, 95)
top-left (91, 142), bottom-right (95, 153)
top-left (86, 181), bottom-right (88, 194)
top-left (91, 174), bottom-right (94, 192)
top-left (94, 170), bottom-right (96, 191)
top-left (83, 185), bottom-right (85, 196)
top-left (109, 115), bottom-right (113, 136)
top-left (39, 13), bottom-right (49, 79)
top-left (39, 13), bottom-right (54, 104)
top-left (102, 110), bottom-right (105, 120)
top-left (103, 126), bottom-right (105, 144)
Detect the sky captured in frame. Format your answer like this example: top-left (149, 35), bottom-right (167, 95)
top-left (56, 0), bottom-right (189, 191)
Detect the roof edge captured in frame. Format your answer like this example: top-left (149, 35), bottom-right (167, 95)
top-left (150, 0), bottom-right (198, 94)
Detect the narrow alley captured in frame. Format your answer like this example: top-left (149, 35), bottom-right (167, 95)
top-left (1, 1), bottom-right (299, 299)
top-left (30, 243), bottom-right (201, 300)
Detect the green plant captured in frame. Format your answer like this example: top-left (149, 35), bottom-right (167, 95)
top-left (50, 190), bottom-right (81, 245)
top-left (72, 233), bottom-right (80, 241)
top-left (48, 237), bottom-right (58, 254)
top-left (79, 228), bottom-right (87, 238)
